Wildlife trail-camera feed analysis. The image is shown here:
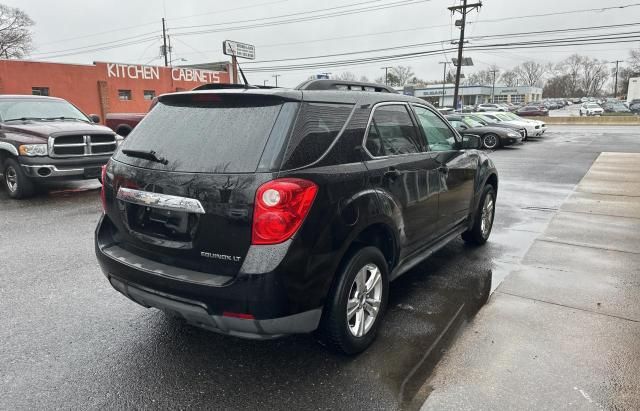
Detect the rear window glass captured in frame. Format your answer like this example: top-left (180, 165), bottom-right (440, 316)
top-left (114, 96), bottom-right (285, 173)
top-left (280, 102), bottom-right (353, 170)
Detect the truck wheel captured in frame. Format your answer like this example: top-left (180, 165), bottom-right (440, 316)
top-left (3, 158), bottom-right (35, 199)
top-left (462, 184), bottom-right (496, 245)
top-left (318, 246), bottom-right (389, 355)
top-left (116, 125), bottom-right (132, 137)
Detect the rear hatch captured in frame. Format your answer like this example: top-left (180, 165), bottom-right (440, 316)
top-left (103, 92), bottom-right (300, 278)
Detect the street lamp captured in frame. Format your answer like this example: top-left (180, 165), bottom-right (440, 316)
top-left (170, 57), bottom-right (187, 66)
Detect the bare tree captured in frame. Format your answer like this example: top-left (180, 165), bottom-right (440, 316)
top-left (467, 69), bottom-right (494, 86)
top-left (630, 48), bottom-right (640, 73)
top-left (581, 57), bottom-right (609, 96)
top-left (0, 4), bottom-right (34, 58)
top-left (500, 70), bottom-right (518, 87)
top-left (359, 75), bottom-right (370, 83)
top-left (514, 61), bottom-right (546, 87)
top-left (334, 72), bottom-right (357, 81)
top-left (390, 66), bottom-right (414, 86)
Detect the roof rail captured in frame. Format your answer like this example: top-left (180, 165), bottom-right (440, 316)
top-left (191, 83), bottom-right (276, 91)
top-left (295, 79), bottom-right (397, 94)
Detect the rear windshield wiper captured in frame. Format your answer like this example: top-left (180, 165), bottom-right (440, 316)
top-left (121, 149), bottom-right (169, 165)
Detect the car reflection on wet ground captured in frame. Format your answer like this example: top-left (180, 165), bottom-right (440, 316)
top-left (1, 126), bottom-right (639, 410)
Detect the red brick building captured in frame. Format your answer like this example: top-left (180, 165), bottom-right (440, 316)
top-left (0, 59), bottom-right (231, 120)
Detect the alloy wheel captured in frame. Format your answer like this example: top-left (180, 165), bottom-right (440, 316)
top-left (483, 134), bottom-right (498, 149)
top-left (480, 192), bottom-right (495, 238)
top-left (5, 166), bottom-right (18, 193)
top-left (346, 263), bottom-right (383, 337)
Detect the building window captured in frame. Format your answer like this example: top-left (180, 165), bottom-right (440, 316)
top-left (118, 90), bottom-right (132, 101)
top-left (493, 95), bottom-right (508, 103)
top-left (143, 90), bottom-right (156, 100)
top-left (511, 94), bottom-right (525, 104)
top-left (32, 87), bottom-right (49, 96)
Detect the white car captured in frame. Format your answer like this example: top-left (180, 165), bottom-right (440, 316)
top-left (477, 103), bottom-right (507, 112)
top-left (495, 112), bottom-right (547, 136)
top-left (473, 112), bottom-right (542, 139)
top-left (580, 103), bottom-right (604, 116)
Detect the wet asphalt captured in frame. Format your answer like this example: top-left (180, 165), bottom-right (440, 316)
top-left (1, 125), bottom-right (638, 410)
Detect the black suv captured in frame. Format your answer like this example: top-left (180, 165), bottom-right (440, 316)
top-left (95, 80), bottom-right (498, 354)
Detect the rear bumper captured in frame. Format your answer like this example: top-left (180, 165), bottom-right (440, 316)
top-left (109, 276), bottom-right (321, 339)
top-left (95, 214), bottom-right (323, 338)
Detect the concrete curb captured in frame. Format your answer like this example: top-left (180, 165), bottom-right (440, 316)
top-left (543, 116), bottom-right (640, 125)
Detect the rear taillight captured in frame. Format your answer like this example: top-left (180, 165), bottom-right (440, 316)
top-left (100, 164), bottom-right (107, 212)
top-left (252, 178), bottom-right (318, 245)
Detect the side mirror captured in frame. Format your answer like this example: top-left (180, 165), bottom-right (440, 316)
top-left (461, 134), bottom-right (482, 150)
top-left (89, 114), bottom-right (101, 123)
top-left (458, 124), bottom-right (468, 130)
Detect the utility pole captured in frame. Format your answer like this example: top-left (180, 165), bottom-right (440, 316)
top-left (381, 66), bottom-right (393, 85)
top-left (611, 60), bottom-right (623, 98)
top-left (448, 0), bottom-right (482, 110)
top-left (264, 80), bottom-right (268, 86)
top-left (439, 61), bottom-right (450, 107)
top-left (489, 69), bottom-right (498, 103)
top-left (272, 74), bottom-right (280, 87)
top-left (162, 18), bottom-right (168, 67)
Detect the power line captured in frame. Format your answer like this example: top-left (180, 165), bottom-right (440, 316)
top-left (242, 33), bottom-right (640, 72)
top-left (171, 0), bottom-right (417, 30)
top-left (32, 32), bottom-right (160, 57)
top-left (31, 38), bottom-right (159, 60)
top-left (242, 23), bottom-right (640, 67)
top-left (473, 2), bottom-right (640, 24)
top-left (171, 0), bottom-right (428, 37)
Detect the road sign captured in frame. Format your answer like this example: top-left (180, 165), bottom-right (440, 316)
top-left (452, 57), bottom-right (473, 67)
top-left (223, 40), bottom-right (255, 60)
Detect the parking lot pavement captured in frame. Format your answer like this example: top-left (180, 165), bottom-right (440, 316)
top-left (1, 126), bottom-right (639, 410)
top-left (422, 152), bottom-right (640, 410)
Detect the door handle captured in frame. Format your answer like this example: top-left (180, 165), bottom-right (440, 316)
top-left (384, 168), bottom-right (402, 179)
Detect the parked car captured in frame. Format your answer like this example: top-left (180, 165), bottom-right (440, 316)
top-left (579, 102), bottom-right (604, 116)
top-left (629, 102), bottom-right (640, 114)
top-left (462, 114), bottom-right (526, 138)
top-left (0, 95), bottom-right (120, 198)
top-left (105, 112), bottom-right (146, 137)
top-left (604, 102), bottom-right (630, 113)
top-left (516, 106), bottom-right (548, 116)
top-left (477, 103), bottom-right (507, 112)
top-left (446, 115), bottom-right (523, 149)
top-left (473, 112), bottom-right (541, 139)
top-left (96, 80), bottom-right (499, 355)
top-left (494, 111), bottom-right (547, 136)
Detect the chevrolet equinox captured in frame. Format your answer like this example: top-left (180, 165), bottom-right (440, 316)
top-left (95, 80), bottom-right (498, 354)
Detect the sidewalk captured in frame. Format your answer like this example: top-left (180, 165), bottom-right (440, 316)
top-left (422, 153), bottom-right (640, 410)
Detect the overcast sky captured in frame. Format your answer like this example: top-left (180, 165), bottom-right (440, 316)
top-left (6, 0), bottom-right (640, 87)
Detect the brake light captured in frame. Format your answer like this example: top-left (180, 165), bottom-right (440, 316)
top-left (100, 164), bottom-right (107, 212)
top-left (252, 178), bottom-right (318, 245)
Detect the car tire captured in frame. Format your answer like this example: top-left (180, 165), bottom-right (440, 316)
top-left (318, 246), bottom-right (389, 355)
top-left (482, 133), bottom-right (500, 150)
top-left (462, 184), bottom-right (496, 245)
top-left (2, 158), bottom-right (35, 199)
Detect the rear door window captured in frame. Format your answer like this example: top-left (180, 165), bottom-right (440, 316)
top-left (280, 102), bottom-right (354, 169)
top-left (365, 104), bottom-right (420, 157)
top-left (114, 95), bottom-right (290, 173)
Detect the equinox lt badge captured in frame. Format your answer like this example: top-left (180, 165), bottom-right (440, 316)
top-left (201, 251), bottom-right (241, 262)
